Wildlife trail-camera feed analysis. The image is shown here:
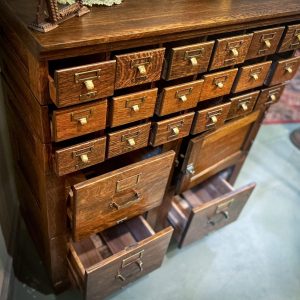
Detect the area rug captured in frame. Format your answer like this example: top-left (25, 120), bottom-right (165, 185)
top-left (264, 52), bottom-right (300, 124)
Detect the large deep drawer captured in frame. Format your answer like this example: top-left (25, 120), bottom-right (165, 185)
top-left (67, 151), bottom-right (175, 241)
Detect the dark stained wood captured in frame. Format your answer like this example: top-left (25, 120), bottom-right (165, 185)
top-left (70, 151), bottom-right (175, 241)
top-left (107, 123), bottom-right (151, 159)
top-left (54, 137), bottom-right (107, 176)
top-left (156, 80), bottom-right (203, 116)
top-left (178, 111), bottom-right (260, 193)
top-left (227, 91), bottom-right (260, 120)
top-left (254, 83), bottom-right (286, 110)
top-left (265, 56), bottom-right (300, 86)
top-left (246, 26), bottom-right (285, 59)
top-left (52, 100), bottom-right (107, 142)
top-left (50, 60), bottom-right (116, 108)
top-left (150, 112), bottom-right (195, 147)
top-left (69, 216), bottom-right (173, 300)
top-left (110, 88), bottom-right (157, 128)
top-left (163, 41), bottom-right (215, 80)
top-left (232, 61), bottom-right (272, 93)
top-left (278, 23), bottom-right (300, 52)
top-left (115, 48), bottom-right (165, 89)
top-left (209, 34), bottom-right (253, 70)
top-left (200, 68), bottom-right (238, 101)
top-left (190, 102), bottom-right (231, 135)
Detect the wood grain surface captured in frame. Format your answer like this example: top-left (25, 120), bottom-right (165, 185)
top-left (278, 24), bottom-right (300, 52)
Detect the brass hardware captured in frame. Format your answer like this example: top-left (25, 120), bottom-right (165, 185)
top-left (137, 65), bottom-right (147, 76)
top-left (78, 117), bottom-right (87, 125)
top-left (285, 66), bottom-right (293, 74)
top-left (230, 48), bottom-right (239, 57)
top-left (297, 34), bottom-right (300, 42)
top-left (116, 250), bottom-right (144, 281)
top-left (179, 95), bottom-right (187, 102)
top-left (110, 190), bottom-right (142, 210)
top-left (186, 163), bottom-right (195, 175)
top-left (79, 91), bottom-right (97, 101)
top-left (264, 39), bottom-right (271, 48)
top-left (251, 73), bottom-right (259, 81)
top-left (80, 154), bottom-right (89, 164)
top-left (240, 102), bottom-right (248, 111)
top-left (172, 127), bottom-right (180, 136)
top-left (127, 138), bottom-right (136, 147)
top-left (270, 94), bottom-right (276, 102)
top-left (190, 57), bottom-right (198, 66)
top-left (74, 69), bottom-right (101, 84)
top-left (71, 109), bottom-right (92, 124)
top-left (216, 82), bottom-right (224, 88)
top-left (116, 174), bottom-right (141, 192)
top-left (208, 199), bottom-right (234, 226)
top-left (132, 104), bottom-right (140, 112)
top-left (116, 217), bottom-right (128, 224)
top-left (210, 115), bottom-right (218, 124)
top-left (84, 79), bottom-right (94, 91)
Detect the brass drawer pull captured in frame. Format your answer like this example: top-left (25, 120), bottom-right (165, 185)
top-left (72, 145), bottom-right (95, 167)
top-left (116, 250), bottom-right (144, 281)
top-left (214, 75), bottom-right (228, 89)
top-left (137, 65), bottom-right (147, 76)
top-left (168, 120), bottom-right (184, 139)
top-left (125, 97), bottom-right (146, 112)
top-left (206, 109), bottom-right (222, 127)
top-left (216, 82), bottom-right (224, 88)
top-left (132, 104), bottom-right (140, 112)
top-left (79, 117), bottom-right (87, 125)
top-left (250, 67), bottom-right (262, 81)
top-left (121, 131), bottom-right (140, 148)
top-left (74, 69), bottom-right (101, 84)
top-left (210, 115), bottom-right (218, 124)
top-left (110, 189), bottom-right (142, 210)
top-left (84, 79), bottom-right (95, 91)
top-left (240, 102), bottom-right (249, 111)
top-left (172, 126), bottom-right (180, 136)
top-left (176, 87), bottom-right (193, 102)
top-left (264, 39), bottom-right (271, 48)
top-left (185, 48), bottom-right (204, 67)
top-left (190, 57), bottom-right (198, 66)
top-left (127, 138), bottom-right (136, 147)
top-left (131, 57), bottom-right (152, 79)
top-left (285, 66), bottom-right (293, 73)
top-left (71, 109), bottom-right (92, 125)
top-left (270, 94), bottom-right (276, 102)
top-left (251, 73), bottom-right (259, 80)
top-left (80, 154), bottom-right (89, 164)
top-left (208, 199), bottom-right (234, 226)
top-left (230, 48), bottom-right (239, 57)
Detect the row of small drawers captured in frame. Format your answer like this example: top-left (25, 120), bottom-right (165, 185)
top-left (49, 24), bottom-right (300, 108)
top-left (54, 83), bottom-right (285, 176)
top-left (51, 56), bottom-right (299, 142)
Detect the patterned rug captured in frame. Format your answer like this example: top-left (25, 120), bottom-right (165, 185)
top-left (264, 52), bottom-right (300, 124)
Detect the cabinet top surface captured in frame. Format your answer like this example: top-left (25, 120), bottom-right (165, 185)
top-left (1, 0), bottom-right (300, 56)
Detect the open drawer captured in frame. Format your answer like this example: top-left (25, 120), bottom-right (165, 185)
top-left (67, 151), bottom-right (175, 241)
top-left (177, 110), bottom-right (259, 193)
top-left (68, 216), bottom-right (173, 300)
top-left (168, 174), bottom-right (255, 247)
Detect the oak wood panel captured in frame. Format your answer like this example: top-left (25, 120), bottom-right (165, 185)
top-left (210, 34), bottom-right (253, 70)
top-left (156, 80), bottom-right (203, 116)
top-left (69, 219), bottom-right (173, 300)
top-left (54, 137), bottom-right (107, 176)
top-left (232, 61), bottom-right (272, 93)
top-left (178, 111), bottom-right (260, 193)
top-left (3, 0), bottom-right (300, 59)
top-left (265, 56), bottom-right (300, 86)
top-left (278, 23), bottom-right (300, 52)
top-left (70, 151), bottom-right (175, 240)
top-left (110, 88), bottom-right (157, 128)
top-left (254, 83), bottom-right (286, 110)
top-left (115, 49), bottom-right (165, 89)
top-left (246, 27), bottom-right (285, 59)
top-left (52, 100), bottom-right (107, 142)
top-left (200, 68), bottom-right (238, 101)
top-left (51, 61), bottom-right (116, 108)
top-left (150, 112), bottom-right (195, 147)
top-left (227, 91), bottom-right (260, 120)
top-left (163, 41), bottom-right (215, 80)
top-left (108, 123), bottom-right (151, 159)
top-left (191, 102), bottom-right (231, 135)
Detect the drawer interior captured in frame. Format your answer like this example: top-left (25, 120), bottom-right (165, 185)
top-left (69, 216), bottom-right (156, 286)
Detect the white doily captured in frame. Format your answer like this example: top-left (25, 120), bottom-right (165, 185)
top-left (58, 0), bottom-right (123, 6)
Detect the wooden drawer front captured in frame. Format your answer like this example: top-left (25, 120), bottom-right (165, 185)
top-left (115, 48), bottom-right (165, 89)
top-left (164, 41), bottom-right (215, 80)
top-left (278, 24), bottom-right (300, 53)
top-left (70, 151), bottom-right (175, 240)
top-left (227, 91), bottom-right (259, 120)
top-left (110, 89), bottom-right (157, 127)
top-left (69, 216), bottom-right (173, 300)
top-left (190, 102), bottom-right (231, 135)
top-left (52, 100), bottom-right (107, 142)
top-left (266, 57), bottom-right (300, 86)
top-left (54, 137), bottom-right (106, 176)
top-left (200, 68), bottom-right (238, 101)
top-left (254, 84), bottom-right (286, 110)
top-left (169, 175), bottom-right (255, 247)
top-left (156, 80), bottom-right (203, 116)
top-left (50, 61), bottom-right (116, 107)
top-left (246, 27), bottom-right (285, 59)
top-left (232, 61), bottom-right (272, 93)
top-left (178, 111), bottom-right (259, 193)
top-left (150, 112), bottom-right (195, 147)
top-left (108, 123), bottom-right (151, 159)
top-left (210, 34), bottom-right (253, 70)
